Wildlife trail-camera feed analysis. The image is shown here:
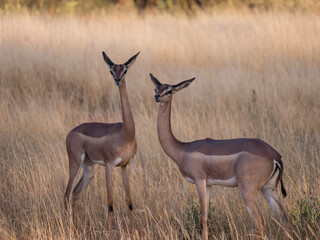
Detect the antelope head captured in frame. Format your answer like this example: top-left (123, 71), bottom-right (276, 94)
top-left (102, 51), bottom-right (140, 86)
top-left (149, 73), bottom-right (195, 103)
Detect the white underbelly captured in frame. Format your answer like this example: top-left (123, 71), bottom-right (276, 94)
top-left (185, 176), bottom-right (238, 187)
top-left (91, 159), bottom-right (106, 166)
top-left (186, 177), bottom-right (195, 183)
top-left (83, 156), bottom-right (123, 168)
top-left (207, 176), bottom-right (238, 187)
top-left (82, 153), bottom-right (105, 166)
top-left (113, 157), bottom-right (122, 168)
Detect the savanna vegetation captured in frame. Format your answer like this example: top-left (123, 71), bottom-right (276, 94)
top-left (0, 1), bottom-right (319, 239)
top-left (1, 0), bottom-right (320, 13)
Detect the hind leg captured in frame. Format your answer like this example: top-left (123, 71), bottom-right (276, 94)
top-left (261, 167), bottom-right (289, 237)
top-left (64, 154), bottom-right (84, 215)
top-left (64, 153), bottom-right (84, 238)
top-left (240, 186), bottom-right (265, 239)
top-left (236, 154), bottom-right (275, 238)
top-left (261, 187), bottom-right (289, 237)
top-left (72, 157), bottom-right (98, 228)
top-left (237, 171), bottom-right (266, 238)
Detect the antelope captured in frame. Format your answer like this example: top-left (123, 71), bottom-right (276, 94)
top-left (149, 74), bottom-right (289, 240)
top-left (64, 51), bottom-right (140, 229)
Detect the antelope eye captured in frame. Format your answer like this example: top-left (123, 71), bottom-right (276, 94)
top-left (123, 70), bottom-right (127, 74)
top-left (110, 71), bottom-right (115, 76)
top-left (154, 89), bottom-right (157, 93)
top-left (166, 90), bottom-right (172, 95)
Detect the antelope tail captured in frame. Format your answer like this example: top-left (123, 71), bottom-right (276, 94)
top-left (280, 172), bottom-right (287, 198)
top-left (275, 160), bottom-right (287, 198)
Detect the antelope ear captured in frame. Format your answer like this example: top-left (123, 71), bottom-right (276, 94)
top-left (124, 51), bottom-right (140, 68)
top-left (172, 77), bottom-right (195, 92)
top-left (149, 73), bottom-right (162, 87)
top-left (102, 51), bottom-right (114, 68)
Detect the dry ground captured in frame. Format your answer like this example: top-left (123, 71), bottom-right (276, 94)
top-left (0, 11), bottom-right (319, 239)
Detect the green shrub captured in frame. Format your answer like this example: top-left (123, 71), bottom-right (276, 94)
top-left (291, 198), bottom-right (320, 236)
top-left (173, 198), bottom-right (230, 239)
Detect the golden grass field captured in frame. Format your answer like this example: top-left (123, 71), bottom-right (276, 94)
top-left (0, 11), bottom-right (319, 239)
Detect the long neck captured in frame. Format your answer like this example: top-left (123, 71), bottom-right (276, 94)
top-left (119, 80), bottom-right (135, 140)
top-left (157, 98), bottom-right (184, 166)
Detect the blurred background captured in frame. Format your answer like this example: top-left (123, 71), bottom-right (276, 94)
top-left (0, 1), bottom-right (319, 239)
top-left (1, 0), bottom-right (320, 13)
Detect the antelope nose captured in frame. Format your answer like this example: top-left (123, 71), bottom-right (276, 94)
top-left (155, 95), bottom-right (160, 102)
top-left (115, 80), bottom-right (121, 86)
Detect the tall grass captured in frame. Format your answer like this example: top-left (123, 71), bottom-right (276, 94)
top-left (1, 0), bottom-right (320, 13)
top-left (0, 11), bottom-right (319, 239)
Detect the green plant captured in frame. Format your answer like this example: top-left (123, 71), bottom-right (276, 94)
top-left (291, 198), bottom-right (320, 234)
top-left (174, 198), bottom-right (230, 239)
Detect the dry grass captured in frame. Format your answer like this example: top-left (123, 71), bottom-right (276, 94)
top-left (0, 11), bottom-right (319, 239)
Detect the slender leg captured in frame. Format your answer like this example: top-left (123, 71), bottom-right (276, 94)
top-left (206, 186), bottom-right (212, 214)
top-left (72, 159), bottom-right (97, 228)
top-left (105, 165), bottom-right (113, 229)
top-left (240, 185), bottom-right (265, 239)
top-left (261, 187), bottom-right (289, 237)
top-left (64, 153), bottom-right (84, 238)
top-left (195, 179), bottom-right (208, 240)
top-left (121, 164), bottom-right (135, 231)
top-left (64, 155), bottom-right (83, 216)
top-left (205, 186), bottom-right (211, 236)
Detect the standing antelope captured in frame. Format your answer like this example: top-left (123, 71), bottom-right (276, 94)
top-left (64, 51), bottom-right (139, 229)
top-left (149, 74), bottom-right (289, 240)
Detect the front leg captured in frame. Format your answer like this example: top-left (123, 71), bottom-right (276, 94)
top-left (195, 179), bottom-right (208, 240)
top-left (121, 164), bottom-right (135, 231)
top-left (121, 164), bottom-right (133, 210)
top-left (105, 165), bottom-right (113, 228)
